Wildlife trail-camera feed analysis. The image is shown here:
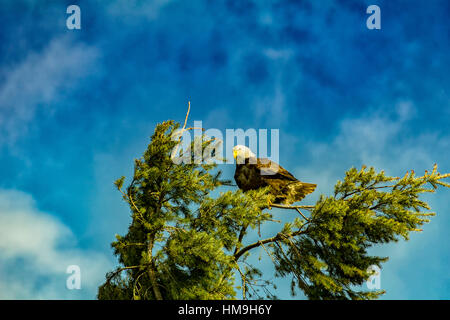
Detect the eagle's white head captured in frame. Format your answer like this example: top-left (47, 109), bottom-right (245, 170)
top-left (233, 145), bottom-right (256, 164)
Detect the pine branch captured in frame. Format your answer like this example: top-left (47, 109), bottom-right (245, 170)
top-left (270, 204), bottom-right (315, 210)
top-left (234, 228), bottom-right (308, 262)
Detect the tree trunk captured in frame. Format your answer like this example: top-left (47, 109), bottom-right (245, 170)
top-left (147, 237), bottom-right (163, 300)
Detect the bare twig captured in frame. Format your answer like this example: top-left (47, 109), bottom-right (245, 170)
top-left (164, 225), bottom-right (187, 233)
top-left (342, 184), bottom-right (396, 199)
top-left (267, 203), bottom-right (314, 221)
top-left (183, 101), bottom-right (191, 128)
top-left (234, 223), bottom-right (249, 256)
top-left (270, 204), bottom-right (315, 211)
top-left (234, 261), bottom-right (247, 300)
top-left (171, 101), bottom-right (191, 161)
top-left (133, 271), bottom-right (146, 300)
top-left (295, 208), bottom-right (310, 221)
top-left (259, 241), bottom-right (277, 265)
top-left (117, 186), bottom-right (141, 214)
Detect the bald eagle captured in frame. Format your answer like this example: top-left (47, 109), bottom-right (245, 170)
top-left (232, 145), bottom-right (316, 205)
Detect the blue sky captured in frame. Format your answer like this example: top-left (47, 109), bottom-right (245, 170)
top-left (0, 0), bottom-right (449, 299)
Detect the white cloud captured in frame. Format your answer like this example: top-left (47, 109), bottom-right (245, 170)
top-left (250, 80), bottom-right (290, 128)
top-left (0, 36), bottom-right (100, 146)
top-left (0, 189), bottom-right (112, 299)
top-left (295, 101), bottom-right (444, 186)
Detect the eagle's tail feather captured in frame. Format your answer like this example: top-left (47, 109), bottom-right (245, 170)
top-left (281, 181), bottom-right (317, 205)
top-left (296, 182), bottom-right (317, 196)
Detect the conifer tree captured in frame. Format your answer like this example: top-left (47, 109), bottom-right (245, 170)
top-left (98, 119), bottom-right (450, 300)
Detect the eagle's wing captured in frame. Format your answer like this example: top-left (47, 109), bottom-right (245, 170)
top-left (256, 158), bottom-right (297, 180)
top-left (256, 157), bottom-right (316, 204)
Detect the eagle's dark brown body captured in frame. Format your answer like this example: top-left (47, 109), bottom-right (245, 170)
top-left (234, 157), bottom-right (316, 205)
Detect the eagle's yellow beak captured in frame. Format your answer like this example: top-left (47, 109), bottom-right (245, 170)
top-left (233, 149), bottom-right (237, 159)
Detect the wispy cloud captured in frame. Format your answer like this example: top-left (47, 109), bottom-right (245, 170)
top-left (105, 0), bottom-right (172, 22)
top-left (0, 36), bottom-right (100, 146)
top-left (293, 100), bottom-right (450, 199)
top-left (0, 189), bottom-right (111, 299)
